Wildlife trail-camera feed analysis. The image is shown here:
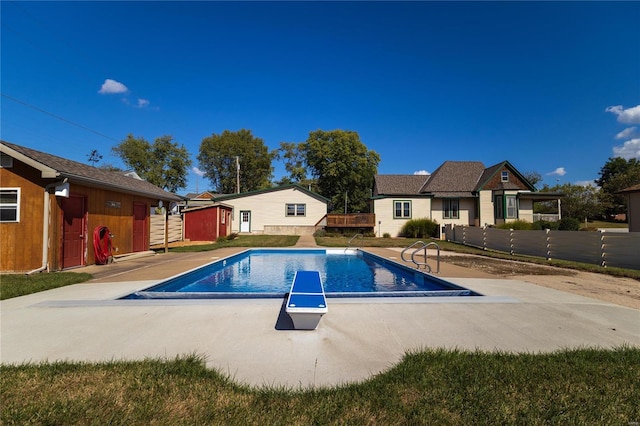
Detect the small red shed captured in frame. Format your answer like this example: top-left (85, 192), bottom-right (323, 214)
top-left (182, 203), bottom-right (233, 241)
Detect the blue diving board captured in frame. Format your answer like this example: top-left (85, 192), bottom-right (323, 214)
top-left (286, 271), bottom-right (328, 330)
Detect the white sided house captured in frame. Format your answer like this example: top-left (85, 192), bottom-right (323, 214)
top-left (213, 184), bottom-right (329, 235)
top-left (372, 161), bottom-right (555, 237)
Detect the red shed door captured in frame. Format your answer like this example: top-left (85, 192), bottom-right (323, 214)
top-left (133, 203), bottom-right (147, 252)
top-left (61, 195), bottom-right (86, 269)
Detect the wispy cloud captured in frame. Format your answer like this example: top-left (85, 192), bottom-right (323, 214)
top-left (546, 167), bottom-right (566, 177)
top-left (136, 98), bottom-right (150, 108)
top-left (192, 167), bottom-right (206, 177)
top-left (615, 127), bottom-right (637, 140)
top-left (574, 180), bottom-right (596, 188)
top-left (605, 104), bottom-right (640, 124)
top-left (98, 79), bottom-right (128, 94)
top-left (613, 138), bottom-right (640, 160)
top-left (413, 170), bottom-right (429, 175)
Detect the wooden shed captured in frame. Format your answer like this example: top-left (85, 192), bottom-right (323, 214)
top-left (0, 140), bottom-right (183, 273)
top-left (182, 204), bottom-right (233, 241)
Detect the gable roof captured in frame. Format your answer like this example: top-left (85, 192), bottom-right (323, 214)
top-left (1, 140), bottom-right (183, 202)
top-left (373, 174), bottom-right (429, 196)
top-left (475, 160), bottom-right (535, 191)
top-left (212, 184), bottom-right (329, 204)
top-left (419, 161), bottom-right (486, 197)
top-left (374, 160), bottom-right (536, 198)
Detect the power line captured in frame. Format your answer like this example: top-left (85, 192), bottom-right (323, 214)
top-left (1, 93), bottom-right (121, 143)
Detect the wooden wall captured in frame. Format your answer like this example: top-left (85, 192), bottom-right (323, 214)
top-left (0, 162), bottom-right (47, 272)
top-left (1, 157), bottom-right (161, 272)
top-left (51, 183), bottom-right (157, 268)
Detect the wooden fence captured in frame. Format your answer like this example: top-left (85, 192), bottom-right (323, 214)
top-left (150, 214), bottom-right (183, 246)
top-left (445, 225), bottom-right (640, 270)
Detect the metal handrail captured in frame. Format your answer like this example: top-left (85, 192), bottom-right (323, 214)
top-left (402, 241), bottom-right (440, 273)
top-left (401, 241), bottom-right (426, 262)
top-left (346, 233), bottom-right (363, 250)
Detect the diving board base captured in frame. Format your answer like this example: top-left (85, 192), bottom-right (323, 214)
top-left (285, 271), bottom-right (328, 330)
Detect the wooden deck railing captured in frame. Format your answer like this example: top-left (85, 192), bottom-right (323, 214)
top-left (326, 213), bottom-right (375, 228)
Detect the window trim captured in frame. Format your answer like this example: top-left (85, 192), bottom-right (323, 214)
top-left (393, 200), bottom-right (411, 219)
top-left (0, 188), bottom-right (20, 223)
top-left (285, 203), bottom-right (306, 217)
top-left (501, 171), bottom-right (509, 182)
top-left (505, 195), bottom-right (518, 219)
top-left (442, 198), bottom-right (460, 219)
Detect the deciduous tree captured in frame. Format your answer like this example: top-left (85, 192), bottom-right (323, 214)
top-left (112, 134), bottom-right (191, 193)
top-left (303, 129), bottom-right (380, 213)
top-left (197, 129), bottom-right (274, 194)
top-left (595, 157), bottom-right (640, 217)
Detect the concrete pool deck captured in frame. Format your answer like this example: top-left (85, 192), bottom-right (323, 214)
top-left (1, 244), bottom-right (638, 389)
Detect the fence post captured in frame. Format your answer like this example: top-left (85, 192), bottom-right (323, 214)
top-left (600, 230), bottom-right (606, 268)
top-left (509, 228), bottom-right (514, 256)
top-left (546, 228), bottom-right (551, 261)
top-left (483, 225), bottom-right (487, 251)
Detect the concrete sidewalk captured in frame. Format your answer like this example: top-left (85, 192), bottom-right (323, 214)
top-left (2, 247), bottom-right (638, 389)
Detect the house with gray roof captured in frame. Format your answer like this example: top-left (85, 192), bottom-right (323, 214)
top-left (372, 160), bottom-right (550, 237)
top-left (0, 140), bottom-right (183, 272)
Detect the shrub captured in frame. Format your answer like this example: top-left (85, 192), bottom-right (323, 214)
top-left (363, 231), bottom-right (376, 238)
top-left (558, 217), bottom-right (581, 231)
top-left (313, 229), bottom-right (326, 237)
top-left (227, 233), bottom-right (238, 240)
top-left (532, 220), bottom-right (558, 231)
top-left (383, 232), bottom-right (391, 238)
top-left (399, 218), bottom-right (439, 238)
top-left (496, 220), bottom-right (533, 230)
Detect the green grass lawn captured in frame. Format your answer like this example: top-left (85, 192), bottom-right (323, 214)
top-left (0, 272), bottom-right (92, 300)
top-left (2, 347), bottom-right (638, 424)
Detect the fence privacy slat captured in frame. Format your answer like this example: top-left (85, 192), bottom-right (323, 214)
top-left (447, 225), bottom-right (639, 270)
top-left (150, 215), bottom-right (183, 246)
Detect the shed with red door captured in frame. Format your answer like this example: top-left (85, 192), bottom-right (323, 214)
top-left (0, 140), bottom-right (183, 273)
top-left (182, 203), bottom-right (233, 242)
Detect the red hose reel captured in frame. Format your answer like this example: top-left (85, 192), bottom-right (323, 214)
top-left (93, 226), bottom-right (113, 265)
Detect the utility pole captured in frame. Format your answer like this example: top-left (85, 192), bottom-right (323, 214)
top-left (236, 156), bottom-right (240, 194)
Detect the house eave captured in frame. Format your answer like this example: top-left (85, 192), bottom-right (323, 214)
top-left (0, 144), bottom-right (59, 178)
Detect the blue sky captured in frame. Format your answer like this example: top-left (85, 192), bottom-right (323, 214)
top-left (2, 1), bottom-right (639, 195)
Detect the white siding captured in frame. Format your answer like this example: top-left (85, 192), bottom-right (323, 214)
top-left (431, 197), bottom-right (476, 226)
top-left (478, 190), bottom-right (495, 226)
top-left (518, 198), bottom-right (534, 222)
top-left (226, 187), bottom-right (327, 234)
top-left (373, 197), bottom-right (431, 237)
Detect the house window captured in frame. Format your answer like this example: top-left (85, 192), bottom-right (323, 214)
top-left (0, 188), bottom-right (20, 222)
top-left (501, 171), bottom-right (509, 182)
top-left (394, 201), bottom-right (411, 219)
top-left (495, 195), bottom-right (504, 219)
top-left (286, 203), bottom-right (306, 217)
top-left (506, 195), bottom-right (517, 219)
top-left (443, 199), bottom-right (459, 219)
top-left (221, 210), bottom-right (226, 224)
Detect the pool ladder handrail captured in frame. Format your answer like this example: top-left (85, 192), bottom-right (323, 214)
top-left (346, 233), bottom-right (363, 252)
top-left (401, 241), bottom-right (440, 273)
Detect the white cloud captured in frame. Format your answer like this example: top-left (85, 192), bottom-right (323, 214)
top-left (615, 126), bottom-right (637, 140)
top-left (192, 167), bottom-right (206, 177)
top-left (98, 79), bottom-right (128, 94)
top-left (613, 138), bottom-right (640, 160)
top-left (574, 180), bottom-right (596, 188)
top-left (136, 98), bottom-right (150, 108)
top-left (546, 167), bottom-right (566, 177)
top-left (413, 170), bottom-right (430, 175)
top-left (606, 104), bottom-right (640, 124)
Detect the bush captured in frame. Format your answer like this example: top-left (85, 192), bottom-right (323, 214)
top-left (558, 217), bottom-right (581, 231)
top-left (532, 220), bottom-right (558, 231)
top-left (496, 220), bottom-right (533, 230)
top-left (313, 229), bottom-right (326, 237)
top-left (383, 232), bottom-right (391, 238)
top-left (399, 218), bottom-right (439, 238)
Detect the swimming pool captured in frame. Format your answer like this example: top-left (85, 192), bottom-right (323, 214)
top-left (122, 249), bottom-right (479, 299)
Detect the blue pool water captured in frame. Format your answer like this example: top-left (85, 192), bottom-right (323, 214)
top-left (122, 249), bottom-right (479, 299)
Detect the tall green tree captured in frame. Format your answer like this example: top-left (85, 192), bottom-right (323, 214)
top-left (274, 141), bottom-right (317, 189)
top-left (595, 157), bottom-right (640, 217)
top-left (112, 134), bottom-right (192, 193)
top-left (198, 129), bottom-right (274, 194)
top-left (303, 129), bottom-right (380, 213)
